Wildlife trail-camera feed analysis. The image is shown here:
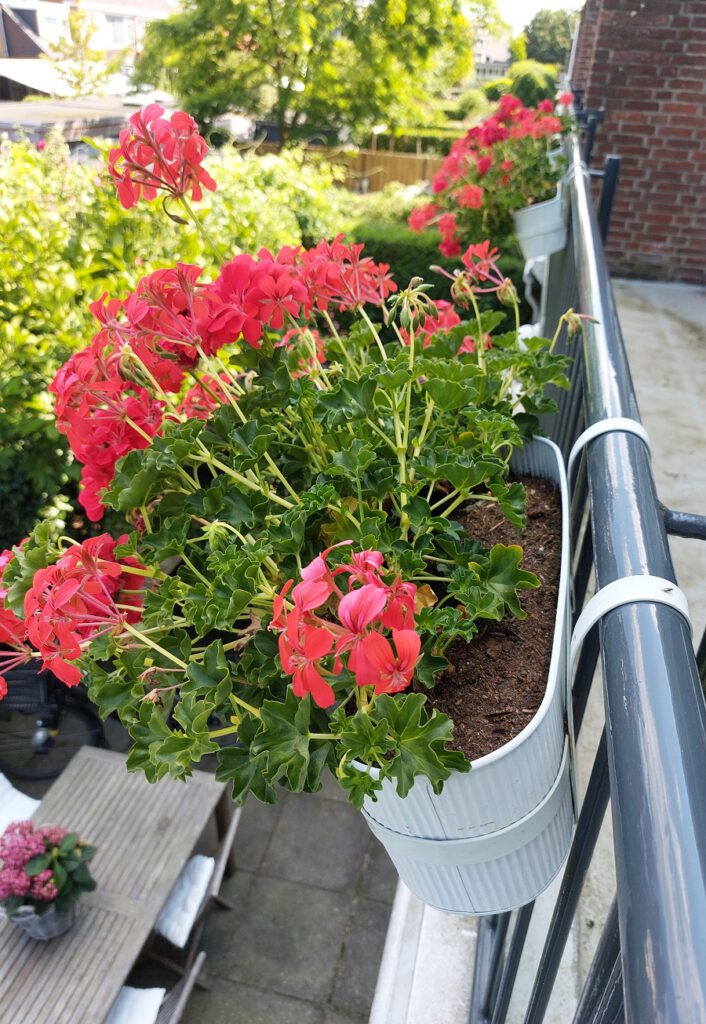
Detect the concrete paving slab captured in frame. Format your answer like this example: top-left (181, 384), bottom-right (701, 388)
top-left (323, 1009), bottom-right (368, 1024)
top-left (209, 872), bottom-right (354, 1002)
top-left (230, 797), bottom-right (283, 873)
top-left (261, 792), bottom-right (371, 892)
top-left (182, 976), bottom-right (325, 1024)
top-left (359, 834), bottom-right (399, 905)
top-left (331, 897), bottom-right (397, 1016)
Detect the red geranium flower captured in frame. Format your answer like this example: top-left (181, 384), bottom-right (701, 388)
top-left (108, 105), bottom-right (217, 210)
top-left (355, 630), bottom-right (421, 695)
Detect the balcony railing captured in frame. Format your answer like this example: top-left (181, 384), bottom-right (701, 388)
top-left (468, 131), bottom-right (706, 1024)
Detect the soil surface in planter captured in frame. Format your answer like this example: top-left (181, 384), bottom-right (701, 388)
top-left (426, 475), bottom-right (562, 762)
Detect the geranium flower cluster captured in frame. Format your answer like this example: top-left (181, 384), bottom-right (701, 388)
top-left (108, 104), bottom-right (217, 210)
top-left (0, 535), bottom-right (144, 691)
top-left (0, 821), bottom-right (68, 904)
top-left (51, 234), bottom-right (396, 520)
top-left (271, 545), bottom-right (421, 709)
top-left (408, 94), bottom-right (573, 254)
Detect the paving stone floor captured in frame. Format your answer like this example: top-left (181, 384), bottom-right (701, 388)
top-left (135, 774), bottom-right (398, 1024)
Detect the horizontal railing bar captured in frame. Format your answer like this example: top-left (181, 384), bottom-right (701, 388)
top-left (662, 507), bottom-right (706, 540)
top-left (569, 132), bottom-right (706, 1023)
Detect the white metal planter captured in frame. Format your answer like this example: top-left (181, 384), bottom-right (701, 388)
top-left (513, 189), bottom-right (567, 261)
top-left (359, 437), bottom-right (574, 916)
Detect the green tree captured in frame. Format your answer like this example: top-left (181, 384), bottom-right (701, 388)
top-left (135, 0), bottom-right (499, 144)
top-left (524, 8), bottom-right (574, 66)
top-left (44, 3), bottom-right (112, 97)
top-left (509, 33), bottom-right (527, 63)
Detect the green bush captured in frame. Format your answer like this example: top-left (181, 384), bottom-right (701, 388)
top-left (374, 127), bottom-right (467, 155)
top-left (0, 135), bottom-right (346, 548)
top-left (483, 78), bottom-right (511, 102)
top-left (507, 61), bottom-right (557, 107)
top-left (453, 88), bottom-right (489, 122)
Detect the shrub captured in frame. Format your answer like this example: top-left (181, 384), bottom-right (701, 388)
top-left (507, 61), bottom-right (557, 107)
top-left (483, 78), bottom-right (511, 102)
top-left (0, 135), bottom-right (346, 547)
top-left (453, 88), bottom-right (490, 122)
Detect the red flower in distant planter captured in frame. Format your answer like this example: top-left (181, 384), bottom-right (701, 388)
top-left (457, 184), bottom-right (484, 210)
top-left (407, 203), bottom-right (440, 232)
top-left (108, 104), bottom-right (217, 210)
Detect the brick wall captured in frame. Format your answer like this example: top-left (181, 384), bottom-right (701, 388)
top-left (571, 0), bottom-right (706, 283)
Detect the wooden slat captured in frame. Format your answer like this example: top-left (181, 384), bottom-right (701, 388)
top-left (0, 747), bottom-right (226, 1023)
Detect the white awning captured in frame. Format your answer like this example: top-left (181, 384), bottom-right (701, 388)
top-left (0, 59), bottom-right (70, 96)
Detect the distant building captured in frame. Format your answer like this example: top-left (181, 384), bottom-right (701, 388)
top-left (473, 26), bottom-right (511, 83)
top-left (0, 0), bottom-right (179, 99)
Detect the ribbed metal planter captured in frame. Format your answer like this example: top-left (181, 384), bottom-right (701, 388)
top-left (9, 902), bottom-right (76, 941)
top-left (513, 191), bottom-right (568, 261)
top-left (359, 437), bottom-right (574, 915)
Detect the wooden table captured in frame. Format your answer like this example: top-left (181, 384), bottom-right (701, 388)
top-left (0, 747), bottom-right (232, 1024)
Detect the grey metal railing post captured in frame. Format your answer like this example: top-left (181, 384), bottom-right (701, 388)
top-left (570, 132), bottom-right (706, 1023)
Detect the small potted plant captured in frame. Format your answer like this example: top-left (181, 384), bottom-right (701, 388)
top-left (0, 820), bottom-right (97, 939)
top-left (407, 93), bottom-right (575, 261)
top-left (0, 106), bottom-right (589, 915)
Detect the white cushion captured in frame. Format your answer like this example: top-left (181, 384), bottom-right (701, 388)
top-left (0, 774), bottom-right (40, 831)
top-left (104, 986), bottom-right (165, 1024)
top-left (154, 854), bottom-right (215, 948)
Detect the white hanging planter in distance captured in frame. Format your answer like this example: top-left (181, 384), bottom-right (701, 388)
top-left (513, 185), bottom-right (568, 261)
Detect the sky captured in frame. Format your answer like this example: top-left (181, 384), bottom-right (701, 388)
top-left (495, 0), bottom-right (581, 34)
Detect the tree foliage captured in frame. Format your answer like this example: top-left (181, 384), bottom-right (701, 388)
top-left (44, 4), bottom-right (112, 97)
top-left (524, 8), bottom-right (574, 66)
top-left (135, 0), bottom-right (499, 143)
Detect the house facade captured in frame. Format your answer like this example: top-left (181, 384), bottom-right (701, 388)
top-left (0, 0), bottom-right (179, 98)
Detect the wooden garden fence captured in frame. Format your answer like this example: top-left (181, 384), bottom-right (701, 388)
top-left (256, 142), bottom-right (443, 191)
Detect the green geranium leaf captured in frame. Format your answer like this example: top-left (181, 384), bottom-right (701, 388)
top-left (333, 707), bottom-right (396, 764)
top-left (336, 761), bottom-right (384, 810)
top-left (372, 693), bottom-right (470, 798)
top-left (251, 690), bottom-right (313, 792)
top-left (470, 544), bottom-right (539, 619)
top-left (184, 640), bottom-right (233, 704)
top-left (216, 746), bottom-right (279, 805)
top-left (315, 378), bottom-right (377, 426)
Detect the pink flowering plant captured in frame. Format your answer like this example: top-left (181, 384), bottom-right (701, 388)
top-left (0, 820), bottom-right (96, 919)
top-left (0, 106), bottom-right (580, 808)
top-left (408, 94), bottom-right (574, 257)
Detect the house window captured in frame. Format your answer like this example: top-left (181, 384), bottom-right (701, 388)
top-left (39, 14), bottom-right (65, 43)
top-left (105, 15), bottom-right (131, 48)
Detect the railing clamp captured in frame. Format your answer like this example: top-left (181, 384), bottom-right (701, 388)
top-left (570, 575), bottom-right (692, 672)
top-left (567, 417), bottom-right (651, 490)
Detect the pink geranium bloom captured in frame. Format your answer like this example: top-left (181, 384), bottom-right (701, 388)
top-left (292, 541), bottom-right (352, 612)
top-left (355, 630), bottom-right (421, 695)
top-left (381, 577), bottom-right (416, 631)
top-left (337, 550), bottom-right (384, 586)
top-left (334, 584), bottom-right (388, 672)
top-left (108, 104), bottom-right (216, 210)
top-left (278, 608), bottom-right (335, 708)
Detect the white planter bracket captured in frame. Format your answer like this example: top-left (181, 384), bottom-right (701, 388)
top-left (567, 416), bottom-right (651, 490)
top-left (570, 574), bottom-right (691, 672)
